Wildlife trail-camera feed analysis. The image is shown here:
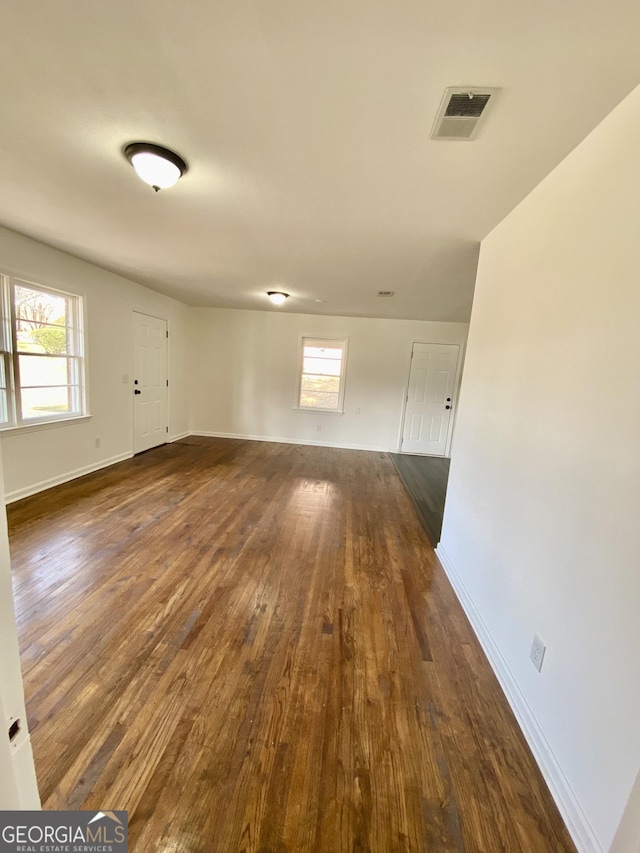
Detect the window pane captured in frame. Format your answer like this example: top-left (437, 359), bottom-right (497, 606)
top-left (303, 356), bottom-right (341, 376)
top-left (304, 345), bottom-right (343, 360)
top-left (14, 285), bottom-right (67, 326)
top-left (299, 390), bottom-right (339, 410)
top-left (299, 338), bottom-right (346, 411)
top-left (16, 320), bottom-right (69, 354)
top-left (19, 354), bottom-right (70, 387)
top-left (20, 386), bottom-right (77, 419)
top-left (301, 374), bottom-right (340, 393)
top-left (305, 345), bottom-right (340, 355)
top-left (1, 279), bottom-right (84, 427)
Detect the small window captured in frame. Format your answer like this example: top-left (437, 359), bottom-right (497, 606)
top-left (0, 274), bottom-right (86, 428)
top-left (297, 337), bottom-right (348, 412)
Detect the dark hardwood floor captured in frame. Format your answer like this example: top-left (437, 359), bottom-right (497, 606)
top-left (391, 454), bottom-right (450, 547)
top-left (8, 437), bottom-right (575, 853)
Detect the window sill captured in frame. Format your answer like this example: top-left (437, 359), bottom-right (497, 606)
top-left (0, 414), bottom-right (92, 436)
top-left (293, 407), bottom-right (345, 415)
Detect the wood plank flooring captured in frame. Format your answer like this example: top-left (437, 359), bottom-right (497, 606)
top-left (391, 454), bottom-right (450, 547)
top-left (8, 437), bottom-right (575, 853)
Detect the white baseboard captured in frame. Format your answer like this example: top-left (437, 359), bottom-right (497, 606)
top-left (435, 544), bottom-right (603, 853)
top-left (5, 452), bottom-right (133, 504)
top-left (190, 430), bottom-right (388, 453)
top-left (169, 431), bottom-right (190, 443)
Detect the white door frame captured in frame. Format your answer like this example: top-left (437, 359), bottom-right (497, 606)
top-left (397, 340), bottom-right (465, 457)
top-left (0, 448), bottom-right (40, 809)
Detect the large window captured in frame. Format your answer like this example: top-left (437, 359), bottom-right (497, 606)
top-left (0, 275), bottom-right (85, 428)
top-left (297, 337), bottom-right (348, 412)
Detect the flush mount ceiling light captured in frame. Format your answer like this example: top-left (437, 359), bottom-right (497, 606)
top-left (124, 142), bottom-right (188, 191)
top-left (267, 291), bottom-right (289, 306)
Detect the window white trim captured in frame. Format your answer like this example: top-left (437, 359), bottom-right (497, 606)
top-left (0, 414), bottom-right (92, 436)
top-left (295, 335), bottom-right (349, 414)
top-left (0, 274), bottom-right (87, 430)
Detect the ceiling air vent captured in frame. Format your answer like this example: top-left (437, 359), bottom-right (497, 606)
top-left (431, 87), bottom-right (500, 141)
top-left (377, 291), bottom-right (395, 297)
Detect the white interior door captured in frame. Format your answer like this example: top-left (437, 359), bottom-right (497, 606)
top-left (133, 312), bottom-right (167, 454)
top-left (401, 342), bottom-right (460, 457)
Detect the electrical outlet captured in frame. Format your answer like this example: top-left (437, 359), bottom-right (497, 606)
top-left (122, 373), bottom-right (129, 384)
top-left (94, 437), bottom-right (101, 449)
top-left (316, 424), bottom-right (322, 432)
top-left (530, 633), bottom-right (546, 672)
top-left (355, 407), bottom-right (361, 414)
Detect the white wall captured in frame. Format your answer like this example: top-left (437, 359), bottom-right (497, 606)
top-left (438, 85), bottom-right (640, 852)
top-left (189, 308), bottom-right (468, 452)
top-left (0, 226), bottom-right (191, 501)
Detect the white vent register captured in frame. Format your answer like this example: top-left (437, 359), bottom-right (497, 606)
top-left (431, 87), bottom-right (500, 141)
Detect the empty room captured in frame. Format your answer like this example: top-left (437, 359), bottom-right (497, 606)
top-left (1, 3), bottom-right (639, 853)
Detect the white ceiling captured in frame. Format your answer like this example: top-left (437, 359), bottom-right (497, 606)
top-left (1, 1), bottom-right (640, 322)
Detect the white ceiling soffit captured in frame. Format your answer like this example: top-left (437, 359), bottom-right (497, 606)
top-left (431, 87), bottom-right (501, 141)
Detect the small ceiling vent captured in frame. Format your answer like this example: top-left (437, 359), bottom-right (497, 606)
top-left (377, 290), bottom-right (395, 297)
top-left (431, 87), bottom-right (500, 141)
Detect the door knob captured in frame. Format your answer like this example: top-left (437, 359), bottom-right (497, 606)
top-left (134, 389), bottom-right (141, 395)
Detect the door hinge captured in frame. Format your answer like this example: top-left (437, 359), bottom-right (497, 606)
top-left (166, 330), bottom-right (169, 338)
top-left (166, 379), bottom-right (169, 387)
top-left (166, 426), bottom-right (169, 433)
